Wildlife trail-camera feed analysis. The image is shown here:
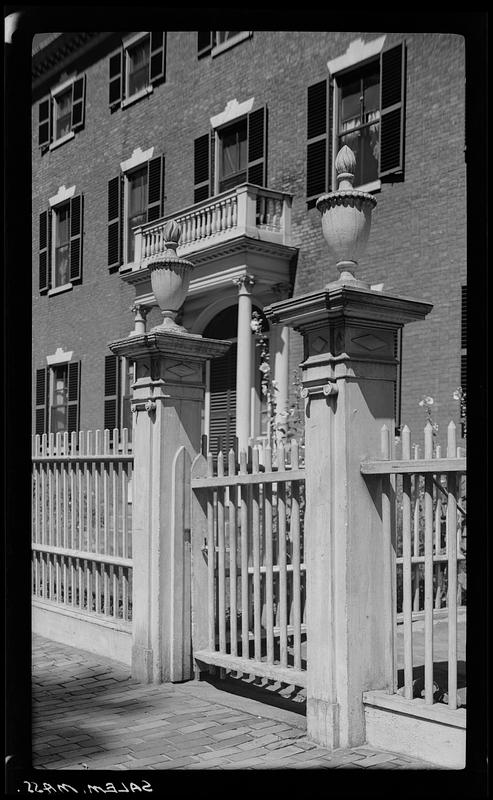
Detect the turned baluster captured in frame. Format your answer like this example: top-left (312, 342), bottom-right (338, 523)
top-left (274, 199), bottom-right (282, 230)
top-left (231, 196), bottom-right (238, 228)
top-left (205, 206), bottom-right (211, 237)
top-left (226, 199), bottom-right (232, 229)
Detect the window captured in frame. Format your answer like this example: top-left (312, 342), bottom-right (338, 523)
top-left (197, 31), bottom-right (252, 58)
top-left (39, 194), bottom-right (83, 294)
top-left (53, 202), bottom-right (70, 288)
top-left (219, 119), bottom-right (247, 192)
top-left (393, 330), bottom-right (402, 436)
top-left (193, 106), bottom-right (267, 202)
top-left (104, 355), bottom-right (135, 441)
top-left (38, 75), bottom-right (86, 149)
top-left (306, 40), bottom-right (406, 204)
top-left (35, 362), bottom-right (80, 435)
top-left (109, 33), bottom-right (166, 109)
top-left (107, 154), bottom-right (165, 269)
top-left (337, 62), bottom-right (380, 187)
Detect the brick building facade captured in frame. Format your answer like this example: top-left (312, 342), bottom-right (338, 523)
top-left (32, 31), bottom-right (467, 446)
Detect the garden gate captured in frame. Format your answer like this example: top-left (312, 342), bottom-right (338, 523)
top-left (189, 438), bottom-right (307, 690)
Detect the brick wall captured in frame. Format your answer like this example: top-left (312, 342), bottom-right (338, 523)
top-left (32, 31), bottom-right (466, 442)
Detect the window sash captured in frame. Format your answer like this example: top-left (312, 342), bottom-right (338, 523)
top-left (50, 366), bottom-right (69, 433)
top-left (53, 88), bottom-right (73, 140)
top-left (53, 204), bottom-right (71, 287)
top-left (336, 64), bottom-right (381, 187)
top-left (127, 37), bottom-right (150, 96)
top-left (126, 167), bottom-right (148, 261)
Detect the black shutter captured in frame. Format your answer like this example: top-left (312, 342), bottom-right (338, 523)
top-left (197, 31), bottom-right (214, 57)
top-left (393, 329), bottom-right (402, 433)
top-left (379, 41), bottom-right (406, 179)
top-left (35, 367), bottom-right (49, 435)
top-left (104, 354), bottom-right (120, 432)
top-left (247, 106), bottom-right (267, 187)
top-left (69, 194), bottom-right (83, 282)
top-left (109, 48), bottom-right (123, 107)
top-left (147, 155), bottom-right (165, 221)
top-left (39, 209), bottom-right (51, 293)
top-left (67, 362), bottom-right (80, 434)
top-left (194, 134), bottom-right (211, 202)
top-left (107, 175), bottom-right (122, 268)
top-left (149, 32), bottom-right (166, 84)
top-left (306, 79), bottom-right (329, 208)
top-left (209, 343), bottom-right (237, 457)
top-left (461, 286), bottom-right (467, 349)
top-left (71, 75), bottom-right (86, 131)
top-left (38, 97), bottom-right (51, 147)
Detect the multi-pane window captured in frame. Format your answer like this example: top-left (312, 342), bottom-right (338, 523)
top-left (38, 76), bottom-right (86, 149)
top-left (197, 31), bottom-right (252, 58)
top-left (127, 37), bottom-right (150, 97)
top-left (109, 33), bottom-right (166, 110)
top-left (54, 87), bottom-right (73, 140)
top-left (50, 365), bottom-right (69, 434)
top-left (54, 202), bottom-right (70, 288)
top-left (337, 62), bottom-right (380, 187)
top-left (104, 355), bottom-right (135, 441)
top-left (219, 120), bottom-right (248, 192)
top-left (127, 167), bottom-right (148, 262)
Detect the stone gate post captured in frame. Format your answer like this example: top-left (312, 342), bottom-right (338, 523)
top-left (109, 224), bottom-right (230, 684)
top-left (265, 147), bottom-right (432, 749)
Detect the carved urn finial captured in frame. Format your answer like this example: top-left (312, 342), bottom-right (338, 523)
top-left (335, 145), bottom-right (356, 189)
top-left (147, 220), bottom-right (195, 334)
top-left (316, 146), bottom-right (377, 288)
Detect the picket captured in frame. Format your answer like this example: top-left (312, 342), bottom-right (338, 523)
top-left (32, 429), bottom-right (133, 622)
top-left (191, 437), bottom-right (306, 687)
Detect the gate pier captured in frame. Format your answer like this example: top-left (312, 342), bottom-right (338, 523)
top-left (109, 329), bottom-right (230, 683)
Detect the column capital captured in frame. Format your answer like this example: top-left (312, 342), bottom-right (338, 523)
top-left (130, 303), bottom-right (150, 336)
top-left (232, 274), bottom-right (256, 294)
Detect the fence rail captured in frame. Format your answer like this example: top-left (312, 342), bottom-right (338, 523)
top-left (361, 421), bottom-right (466, 710)
top-left (191, 439), bottom-right (306, 687)
top-left (32, 429), bottom-right (133, 623)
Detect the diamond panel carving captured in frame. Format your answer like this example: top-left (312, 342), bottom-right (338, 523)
top-left (167, 362), bottom-right (197, 377)
top-left (351, 334), bottom-right (386, 352)
top-left (311, 336), bottom-right (329, 355)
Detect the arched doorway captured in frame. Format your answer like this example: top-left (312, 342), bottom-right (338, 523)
top-left (204, 304), bottom-right (269, 455)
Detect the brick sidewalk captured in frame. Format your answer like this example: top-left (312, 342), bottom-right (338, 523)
top-left (32, 634), bottom-right (438, 771)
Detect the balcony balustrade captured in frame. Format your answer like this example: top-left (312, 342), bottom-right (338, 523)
top-left (131, 183), bottom-right (292, 270)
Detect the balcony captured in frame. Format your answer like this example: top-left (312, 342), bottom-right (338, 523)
top-left (122, 183), bottom-right (297, 305)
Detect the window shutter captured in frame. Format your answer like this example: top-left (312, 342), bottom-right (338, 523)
top-left (149, 32), bottom-right (166, 84)
top-left (247, 105), bottom-right (267, 187)
top-left (147, 155), bottom-right (165, 222)
top-left (38, 97), bottom-right (51, 147)
top-left (35, 367), bottom-right (49, 435)
top-left (39, 209), bottom-right (51, 293)
top-left (67, 362), bottom-right (81, 434)
top-left (69, 194), bottom-right (83, 282)
top-left (197, 31), bottom-right (214, 57)
top-left (107, 175), bottom-right (122, 268)
top-left (379, 41), bottom-right (406, 179)
top-left (104, 354), bottom-right (120, 432)
top-left (194, 134), bottom-right (211, 202)
top-left (109, 49), bottom-right (123, 107)
top-left (393, 329), bottom-right (402, 432)
top-left (306, 79), bottom-right (329, 208)
top-left (71, 75), bottom-right (86, 131)
top-left (209, 343), bottom-right (237, 457)
top-left (461, 286), bottom-right (467, 350)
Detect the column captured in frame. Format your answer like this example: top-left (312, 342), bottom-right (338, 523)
top-left (265, 284), bottom-right (432, 749)
top-left (233, 274), bottom-right (255, 451)
top-left (270, 283), bottom-right (291, 441)
top-left (108, 328), bottom-right (230, 683)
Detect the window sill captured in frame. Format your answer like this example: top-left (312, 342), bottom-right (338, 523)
top-left (49, 131), bottom-right (75, 151)
top-left (121, 85), bottom-right (153, 109)
top-left (212, 31), bottom-right (252, 57)
top-left (48, 283), bottom-right (73, 297)
top-left (356, 179), bottom-right (381, 194)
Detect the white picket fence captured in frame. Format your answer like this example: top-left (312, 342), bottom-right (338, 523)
top-left (31, 429), bottom-right (133, 622)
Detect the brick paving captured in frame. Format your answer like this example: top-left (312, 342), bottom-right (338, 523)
top-left (32, 634), bottom-right (438, 771)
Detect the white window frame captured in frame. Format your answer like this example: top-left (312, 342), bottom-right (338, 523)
top-left (47, 185), bottom-right (76, 296)
top-left (210, 97), bottom-right (255, 195)
top-left (120, 146), bottom-right (155, 266)
top-left (49, 75), bottom-right (77, 150)
top-left (122, 32), bottom-right (153, 107)
top-left (211, 31), bottom-right (252, 58)
top-left (48, 362), bottom-right (69, 435)
top-left (328, 36), bottom-right (386, 193)
top-left (119, 356), bottom-right (135, 441)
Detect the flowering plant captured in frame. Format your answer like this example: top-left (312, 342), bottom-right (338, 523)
top-left (453, 386), bottom-right (467, 438)
top-left (418, 395), bottom-right (438, 439)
